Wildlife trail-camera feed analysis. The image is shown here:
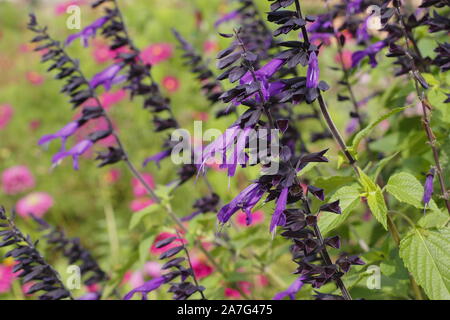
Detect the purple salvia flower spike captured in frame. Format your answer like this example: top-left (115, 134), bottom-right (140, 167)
top-left (423, 168), bottom-right (435, 207)
top-left (38, 121), bottom-right (80, 151)
top-left (52, 139), bottom-right (93, 170)
top-left (270, 187), bottom-right (288, 233)
top-left (65, 17), bottom-right (109, 48)
top-left (273, 276), bottom-right (306, 300)
top-left (306, 51), bottom-right (320, 89)
top-left (123, 276), bottom-right (166, 300)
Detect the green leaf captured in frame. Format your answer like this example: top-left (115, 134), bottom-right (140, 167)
top-left (386, 172), bottom-right (441, 213)
top-left (359, 169), bottom-right (388, 229)
top-left (372, 152), bottom-right (399, 181)
top-left (351, 107), bottom-right (409, 153)
top-left (399, 228), bottom-right (450, 300)
top-left (129, 204), bottom-right (161, 230)
top-left (318, 185), bottom-right (361, 236)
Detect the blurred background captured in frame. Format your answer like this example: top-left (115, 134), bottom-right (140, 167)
top-left (0, 0), bottom-right (446, 300)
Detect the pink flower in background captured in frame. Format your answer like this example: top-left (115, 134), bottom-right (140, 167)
top-left (132, 173), bottom-right (155, 197)
top-left (29, 119), bottom-right (41, 131)
top-left (130, 198), bottom-right (154, 212)
top-left (335, 50), bottom-right (353, 70)
top-left (26, 71), bottom-right (44, 85)
top-left (0, 104), bottom-right (13, 130)
top-left (100, 89), bottom-right (126, 110)
top-left (19, 43), bottom-right (33, 53)
top-left (0, 264), bottom-right (16, 293)
top-left (162, 76), bottom-right (180, 93)
top-left (224, 282), bottom-right (251, 299)
top-left (104, 169), bottom-right (121, 184)
top-left (191, 256), bottom-right (213, 279)
top-left (140, 43), bottom-right (173, 65)
top-left (236, 210), bottom-right (264, 227)
top-left (16, 192), bottom-right (54, 218)
top-left (193, 112), bottom-right (208, 121)
top-left (129, 271), bottom-right (145, 288)
top-left (87, 283), bottom-right (100, 293)
top-left (257, 274), bottom-right (269, 287)
top-left (92, 42), bottom-right (116, 64)
top-left (55, 0), bottom-right (86, 15)
top-left (1, 165), bottom-right (35, 195)
top-left (22, 281), bottom-right (35, 296)
top-left (203, 40), bottom-right (219, 54)
top-left (150, 232), bottom-right (185, 255)
top-left (144, 262), bottom-right (162, 278)
top-left (75, 116), bottom-right (116, 147)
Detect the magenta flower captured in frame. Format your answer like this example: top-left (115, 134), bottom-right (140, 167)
top-left (0, 264), bottom-right (16, 293)
top-left (236, 210), bottom-right (264, 227)
top-left (140, 43), bottom-right (173, 65)
top-left (273, 276), bottom-right (306, 300)
top-left (423, 168), bottom-right (435, 205)
top-left (123, 276), bottom-right (166, 300)
top-left (52, 139), bottom-right (94, 170)
top-left (0, 104), bottom-right (13, 130)
top-left (352, 41), bottom-right (387, 68)
top-left (130, 198), bottom-right (155, 212)
top-left (217, 183), bottom-right (266, 225)
top-left (38, 121), bottom-right (79, 151)
top-left (270, 187), bottom-right (288, 233)
top-left (16, 192), bottom-right (54, 218)
top-left (306, 52), bottom-right (320, 89)
top-left (132, 173), bottom-right (155, 197)
top-left (66, 17), bottom-right (109, 47)
top-left (90, 64), bottom-right (125, 90)
top-left (1, 165), bottom-right (35, 195)
top-left (144, 262), bottom-right (162, 278)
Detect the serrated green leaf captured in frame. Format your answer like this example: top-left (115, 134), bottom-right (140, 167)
top-left (386, 172), bottom-right (441, 213)
top-left (129, 204), bottom-right (161, 230)
top-left (351, 107), bottom-right (409, 153)
top-left (399, 228), bottom-right (450, 300)
top-left (318, 185), bottom-right (361, 235)
top-left (359, 169), bottom-right (387, 229)
top-left (367, 187), bottom-right (388, 230)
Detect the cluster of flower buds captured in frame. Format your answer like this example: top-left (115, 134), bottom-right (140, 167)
top-left (0, 207), bottom-right (72, 300)
top-left (33, 216), bottom-right (108, 291)
top-left (124, 234), bottom-right (205, 300)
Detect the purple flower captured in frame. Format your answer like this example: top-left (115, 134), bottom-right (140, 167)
top-left (423, 168), bottom-right (435, 205)
top-left (270, 187), bottom-right (288, 232)
top-left (143, 149), bottom-right (172, 167)
top-left (90, 64), bottom-right (125, 90)
top-left (346, 0), bottom-right (364, 15)
top-left (352, 41), bottom-right (387, 68)
top-left (123, 276), bottom-right (166, 300)
top-left (200, 125), bottom-right (246, 176)
top-left (77, 292), bottom-right (100, 300)
top-left (215, 11), bottom-right (239, 28)
top-left (345, 118), bottom-right (359, 135)
top-left (273, 276), bottom-right (306, 300)
top-left (239, 58), bottom-right (285, 103)
top-left (52, 139), bottom-right (93, 170)
top-left (66, 17), bottom-right (108, 47)
top-left (306, 52), bottom-right (319, 89)
top-left (356, 17), bottom-right (370, 43)
top-left (218, 183), bottom-right (266, 225)
top-left (38, 121), bottom-right (80, 151)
